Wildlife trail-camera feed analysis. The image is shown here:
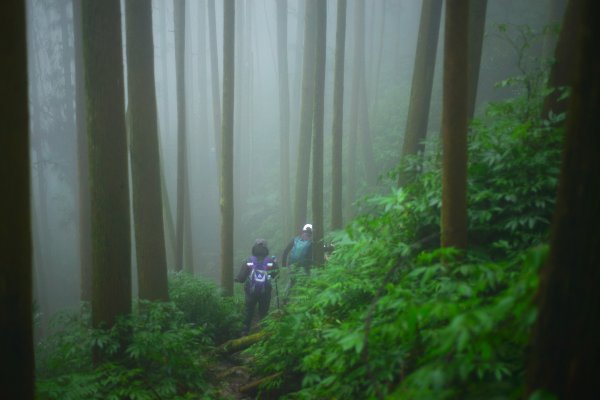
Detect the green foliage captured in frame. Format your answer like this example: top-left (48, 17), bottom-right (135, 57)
top-left (246, 73), bottom-right (562, 398)
top-left (36, 301), bottom-right (217, 399)
top-left (169, 271), bottom-right (242, 342)
top-left (36, 273), bottom-right (245, 399)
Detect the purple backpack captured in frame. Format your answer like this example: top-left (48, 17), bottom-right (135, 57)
top-left (246, 256), bottom-right (275, 294)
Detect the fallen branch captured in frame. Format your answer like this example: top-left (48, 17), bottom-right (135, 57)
top-left (238, 372), bottom-right (282, 395)
top-left (219, 331), bottom-right (267, 354)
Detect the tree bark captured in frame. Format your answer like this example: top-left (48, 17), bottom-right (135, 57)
top-left (276, 0), bottom-right (292, 238)
top-left (467, 0), bottom-right (488, 120)
top-left (81, 0), bottom-right (131, 335)
top-left (331, 0), bottom-right (347, 231)
top-left (72, 0), bottom-right (92, 302)
top-left (541, 0), bottom-right (582, 120)
top-left (312, 0), bottom-right (327, 267)
top-left (208, 0), bottom-right (223, 174)
top-left (440, 0), bottom-right (469, 251)
top-left (398, 0), bottom-right (442, 187)
top-left (526, 0), bottom-right (600, 397)
top-left (293, 0), bottom-right (317, 232)
top-left (220, 0), bottom-right (235, 296)
top-left (125, 0), bottom-right (169, 301)
top-left (0, 2), bottom-right (33, 397)
top-left (174, 0), bottom-right (187, 271)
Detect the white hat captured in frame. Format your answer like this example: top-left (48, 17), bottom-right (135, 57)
top-left (302, 224), bottom-right (313, 232)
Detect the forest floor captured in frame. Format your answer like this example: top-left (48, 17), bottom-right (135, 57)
top-left (211, 350), bottom-right (254, 399)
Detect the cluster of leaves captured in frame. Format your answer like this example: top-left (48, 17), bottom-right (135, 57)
top-left (36, 273), bottom-right (241, 399)
top-left (247, 85), bottom-right (562, 398)
top-left (169, 271), bottom-right (242, 343)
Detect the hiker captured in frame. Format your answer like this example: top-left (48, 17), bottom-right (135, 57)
top-left (282, 224), bottom-right (314, 272)
top-left (281, 224), bottom-right (313, 299)
top-left (235, 239), bottom-right (278, 336)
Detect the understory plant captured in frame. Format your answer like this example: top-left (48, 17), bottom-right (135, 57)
top-left (36, 273), bottom-right (240, 400)
top-left (247, 79), bottom-right (563, 399)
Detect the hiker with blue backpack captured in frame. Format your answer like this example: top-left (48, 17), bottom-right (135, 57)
top-left (235, 239), bottom-right (278, 336)
top-left (281, 224), bottom-right (314, 300)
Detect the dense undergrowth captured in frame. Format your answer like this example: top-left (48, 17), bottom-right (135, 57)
top-left (35, 273), bottom-right (243, 400)
top-left (247, 86), bottom-right (563, 399)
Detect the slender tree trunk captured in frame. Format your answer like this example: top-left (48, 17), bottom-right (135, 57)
top-left (358, 69), bottom-right (377, 185)
top-left (467, 0), bottom-right (487, 120)
top-left (73, 0), bottom-right (92, 302)
top-left (174, 0), bottom-right (187, 271)
top-left (526, 1), bottom-right (599, 396)
top-left (0, 2), bottom-right (33, 397)
top-left (125, 0), bottom-right (169, 301)
top-left (331, 0), bottom-right (347, 231)
top-left (276, 0), bottom-right (292, 238)
top-left (312, 0), bottom-right (326, 267)
top-left (208, 0), bottom-right (223, 171)
top-left (398, 0), bottom-right (442, 187)
top-left (221, 0), bottom-right (235, 296)
top-left (160, 0), bottom-right (172, 138)
top-left (441, 0), bottom-right (469, 251)
top-left (293, 0), bottom-right (317, 232)
top-left (346, 4), bottom-right (361, 220)
top-left (81, 0), bottom-right (131, 334)
top-left (370, 0), bottom-right (386, 116)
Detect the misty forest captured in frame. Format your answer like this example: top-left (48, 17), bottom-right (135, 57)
top-left (1, 0), bottom-right (599, 398)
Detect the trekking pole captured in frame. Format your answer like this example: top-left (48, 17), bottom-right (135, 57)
top-left (274, 275), bottom-right (280, 310)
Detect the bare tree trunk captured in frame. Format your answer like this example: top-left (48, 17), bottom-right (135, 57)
top-left (0, 2), bottom-right (33, 397)
top-left (441, 0), bottom-right (469, 251)
top-left (467, 0), bottom-right (488, 120)
top-left (312, 0), bottom-right (326, 267)
top-left (293, 0), bottom-right (317, 232)
top-left (81, 0), bottom-right (131, 336)
top-left (398, 0), bottom-right (442, 187)
top-left (72, 0), bottom-right (92, 303)
top-left (174, 0), bottom-right (187, 271)
top-left (220, 0), bottom-right (235, 296)
top-left (125, 0), bottom-right (169, 301)
top-left (526, 1), bottom-right (599, 396)
top-left (331, 0), bottom-right (347, 231)
top-left (208, 0), bottom-right (223, 174)
top-left (276, 0), bottom-right (292, 238)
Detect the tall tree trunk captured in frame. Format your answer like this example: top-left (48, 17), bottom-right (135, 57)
top-left (0, 2), bottom-right (33, 397)
top-left (72, 0), bottom-right (92, 303)
top-left (441, 0), bottom-right (469, 251)
top-left (358, 69), bottom-right (377, 185)
top-left (354, 0), bottom-right (376, 186)
top-left (541, 0), bottom-right (581, 120)
top-left (293, 0), bottom-right (317, 232)
top-left (331, 0), bottom-right (347, 231)
top-left (221, 0), bottom-right (235, 296)
top-left (312, 0), bottom-right (327, 267)
top-left (276, 0), bottom-right (292, 238)
top-left (398, 0), bottom-right (442, 187)
top-left (370, 0), bottom-right (386, 116)
top-left (208, 0), bottom-right (223, 174)
top-left (467, 0), bottom-right (488, 120)
top-left (125, 0), bottom-right (169, 301)
top-left (174, 0), bottom-right (187, 271)
top-left (160, 0), bottom-right (172, 138)
top-left (81, 0), bottom-right (131, 339)
top-left (526, 1), bottom-right (599, 396)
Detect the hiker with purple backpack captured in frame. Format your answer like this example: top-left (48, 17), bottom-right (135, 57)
top-left (235, 239), bottom-right (278, 335)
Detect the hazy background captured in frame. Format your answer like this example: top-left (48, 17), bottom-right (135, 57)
top-left (26, 0), bottom-right (559, 335)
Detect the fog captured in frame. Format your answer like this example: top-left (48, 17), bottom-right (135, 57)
top-left (27, 0), bottom-right (561, 336)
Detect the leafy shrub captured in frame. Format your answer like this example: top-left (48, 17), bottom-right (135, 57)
top-left (247, 78), bottom-right (562, 398)
top-left (36, 301), bottom-right (217, 400)
top-left (169, 271), bottom-right (243, 343)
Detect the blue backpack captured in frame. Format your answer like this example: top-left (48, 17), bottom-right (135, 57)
top-left (289, 236), bottom-right (312, 266)
top-left (246, 256), bottom-right (275, 294)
